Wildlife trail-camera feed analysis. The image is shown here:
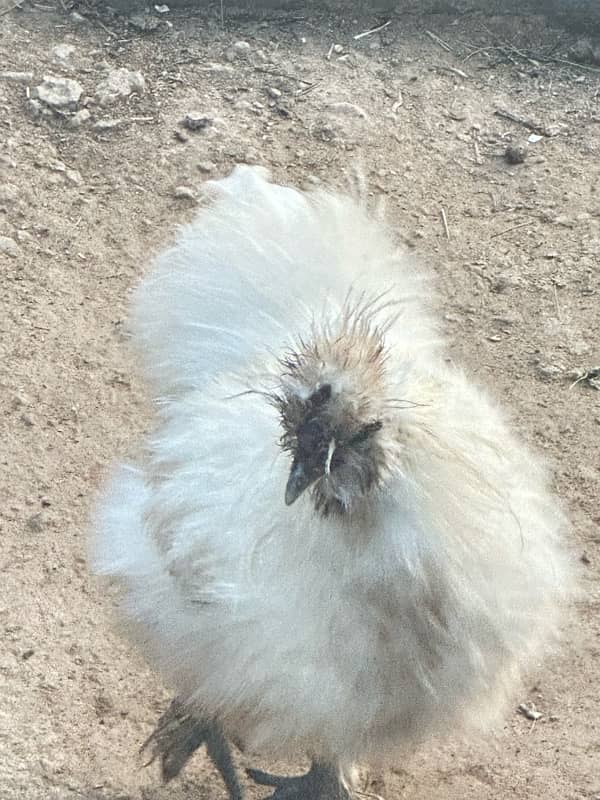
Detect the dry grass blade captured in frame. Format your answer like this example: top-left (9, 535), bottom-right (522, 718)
top-left (354, 20), bottom-right (391, 41)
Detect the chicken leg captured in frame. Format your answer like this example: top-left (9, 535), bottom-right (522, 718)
top-left (142, 698), bottom-right (243, 800)
top-left (247, 761), bottom-right (351, 800)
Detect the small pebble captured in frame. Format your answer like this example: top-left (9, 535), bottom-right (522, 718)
top-left (490, 274), bottom-right (515, 293)
top-left (504, 145), bottom-right (527, 165)
top-left (0, 236), bottom-right (19, 257)
top-left (182, 112), bottom-right (212, 131)
top-left (173, 186), bottom-right (196, 201)
top-left (69, 108), bottom-right (91, 128)
top-left (266, 87), bottom-right (282, 99)
top-left (51, 44), bottom-right (76, 67)
top-left (536, 364), bottom-right (562, 380)
top-left (327, 101), bottom-right (369, 120)
top-left (93, 118), bottom-right (124, 131)
top-left (26, 513), bottom-right (44, 533)
top-left (517, 702), bottom-right (542, 721)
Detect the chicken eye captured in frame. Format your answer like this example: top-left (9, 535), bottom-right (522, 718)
top-left (308, 383), bottom-right (332, 408)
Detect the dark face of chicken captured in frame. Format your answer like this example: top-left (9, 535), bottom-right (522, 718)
top-left (276, 382), bottom-right (384, 516)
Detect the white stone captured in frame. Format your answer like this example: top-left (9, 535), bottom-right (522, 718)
top-left (34, 75), bottom-right (83, 109)
top-left (95, 69), bottom-right (145, 107)
top-left (52, 44), bottom-right (76, 68)
top-left (0, 236), bottom-right (19, 257)
top-left (69, 108), bottom-right (91, 128)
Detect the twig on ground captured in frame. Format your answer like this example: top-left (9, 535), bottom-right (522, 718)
top-left (254, 67), bottom-right (314, 86)
top-left (480, 23), bottom-right (541, 67)
top-left (471, 129), bottom-right (483, 165)
top-left (553, 282), bottom-right (562, 322)
top-left (440, 208), bottom-right (450, 240)
top-left (462, 31), bottom-right (600, 75)
top-left (569, 367), bottom-right (600, 390)
top-left (0, 0), bottom-right (24, 14)
top-left (463, 45), bottom-right (504, 63)
top-left (78, 12), bottom-right (117, 38)
top-left (490, 221), bottom-right (532, 239)
top-left (354, 20), bottom-right (391, 40)
top-left (425, 30), bottom-right (453, 53)
top-left (494, 108), bottom-right (550, 136)
top-left (296, 80), bottom-right (321, 97)
top-left (434, 64), bottom-right (470, 79)
top-left (541, 56), bottom-right (600, 74)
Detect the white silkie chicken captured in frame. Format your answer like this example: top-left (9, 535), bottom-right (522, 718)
top-left (92, 166), bottom-right (572, 800)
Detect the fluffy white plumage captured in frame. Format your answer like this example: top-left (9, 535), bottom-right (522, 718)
top-left (92, 166), bottom-right (572, 786)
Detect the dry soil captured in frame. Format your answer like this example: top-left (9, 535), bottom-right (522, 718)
top-left (1, 3), bottom-right (599, 800)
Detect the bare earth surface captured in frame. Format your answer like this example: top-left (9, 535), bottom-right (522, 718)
top-left (1, 3), bottom-right (599, 799)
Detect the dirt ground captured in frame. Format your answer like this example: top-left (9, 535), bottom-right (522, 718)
top-left (1, 2), bottom-right (599, 799)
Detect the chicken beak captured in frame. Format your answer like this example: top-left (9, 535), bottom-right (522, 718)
top-left (285, 461), bottom-right (317, 506)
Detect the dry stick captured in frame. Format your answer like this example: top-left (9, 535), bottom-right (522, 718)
top-left (553, 282), bottom-right (562, 322)
top-left (463, 45), bottom-right (505, 63)
top-left (480, 24), bottom-right (600, 74)
top-left (463, 33), bottom-right (600, 75)
top-left (254, 67), bottom-right (314, 86)
top-left (426, 30), bottom-right (453, 52)
top-left (87, 14), bottom-right (118, 38)
top-left (494, 108), bottom-right (550, 136)
top-left (434, 64), bottom-right (470, 80)
top-left (353, 20), bottom-right (391, 40)
top-left (490, 221), bottom-right (532, 239)
top-left (296, 80), bottom-right (321, 97)
top-left (541, 56), bottom-right (600, 75)
top-left (471, 128), bottom-right (483, 165)
top-left (0, 0), bottom-right (23, 15)
top-left (440, 208), bottom-right (450, 240)
top-left (480, 23), bottom-right (540, 68)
